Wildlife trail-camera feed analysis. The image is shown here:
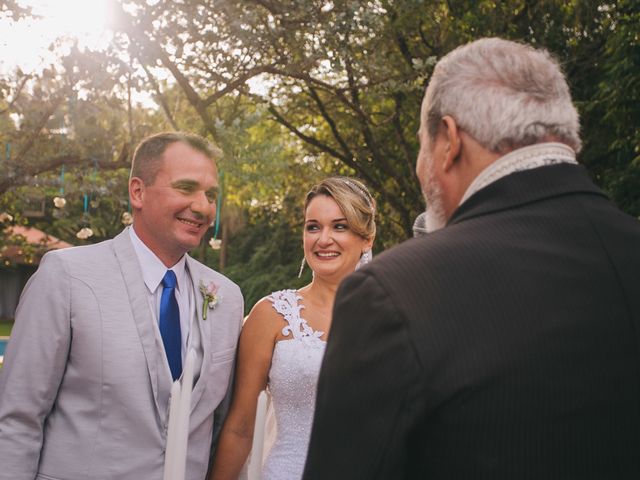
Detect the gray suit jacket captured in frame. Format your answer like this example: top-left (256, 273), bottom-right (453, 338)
top-left (0, 229), bottom-right (243, 480)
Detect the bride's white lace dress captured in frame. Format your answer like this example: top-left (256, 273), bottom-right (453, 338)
top-left (261, 289), bottom-right (327, 480)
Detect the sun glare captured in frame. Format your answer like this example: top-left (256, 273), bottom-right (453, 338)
top-left (34, 0), bottom-right (110, 37)
top-left (0, 0), bottom-right (112, 73)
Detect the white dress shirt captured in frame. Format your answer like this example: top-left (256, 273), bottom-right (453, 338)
top-left (128, 227), bottom-right (193, 363)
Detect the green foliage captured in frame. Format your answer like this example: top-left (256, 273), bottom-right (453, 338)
top-left (107, 0), bottom-right (640, 238)
top-left (587, 0), bottom-right (640, 216)
top-left (223, 204), bottom-right (311, 314)
top-left (0, 322), bottom-right (12, 336)
top-left (1, 0), bottom-right (639, 313)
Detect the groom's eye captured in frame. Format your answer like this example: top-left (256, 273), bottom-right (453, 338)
top-left (205, 188), bottom-right (218, 203)
top-left (172, 180), bottom-right (197, 194)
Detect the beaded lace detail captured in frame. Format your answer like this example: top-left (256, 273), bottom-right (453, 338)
top-left (262, 289), bottom-right (326, 479)
top-left (269, 289), bottom-right (325, 347)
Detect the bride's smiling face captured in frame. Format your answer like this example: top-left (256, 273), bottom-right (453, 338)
top-left (303, 195), bottom-right (372, 280)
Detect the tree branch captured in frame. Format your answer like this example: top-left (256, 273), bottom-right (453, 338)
top-left (113, 3), bottom-right (217, 139)
top-left (267, 102), bottom-right (411, 226)
top-left (140, 63), bottom-right (181, 131)
top-left (392, 93), bottom-right (420, 190)
top-left (306, 84), bottom-right (355, 161)
top-left (13, 94), bottom-right (66, 163)
top-left (0, 74), bottom-right (30, 115)
top-left (0, 143), bottom-right (130, 196)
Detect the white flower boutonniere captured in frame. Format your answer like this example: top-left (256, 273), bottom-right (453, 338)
top-left (199, 280), bottom-right (220, 320)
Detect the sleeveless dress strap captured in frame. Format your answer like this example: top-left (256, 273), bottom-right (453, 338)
top-left (268, 290), bottom-right (324, 343)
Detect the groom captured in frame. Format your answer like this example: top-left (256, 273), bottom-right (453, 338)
top-left (0, 132), bottom-right (244, 479)
top-left (304, 38), bottom-right (640, 478)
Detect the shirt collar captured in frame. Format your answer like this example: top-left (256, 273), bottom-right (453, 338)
top-left (459, 142), bottom-right (577, 206)
top-left (128, 227), bottom-right (188, 294)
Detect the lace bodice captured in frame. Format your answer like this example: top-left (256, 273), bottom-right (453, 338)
top-left (262, 289), bottom-right (326, 480)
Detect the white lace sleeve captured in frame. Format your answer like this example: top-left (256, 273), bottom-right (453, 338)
top-left (269, 289), bottom-right (324, 343)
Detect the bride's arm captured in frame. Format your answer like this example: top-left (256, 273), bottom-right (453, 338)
top-left (209, 299), bottom-right (280, 480)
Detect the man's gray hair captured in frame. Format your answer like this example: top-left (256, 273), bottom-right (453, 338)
top-left (422, 37), bottom-right (582, 153)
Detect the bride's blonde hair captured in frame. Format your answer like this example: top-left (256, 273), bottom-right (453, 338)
top-left (304, 177), bottom-right (376, 240)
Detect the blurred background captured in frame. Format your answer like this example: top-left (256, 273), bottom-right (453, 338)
top-left (0, 0), bottom-right (638, 331)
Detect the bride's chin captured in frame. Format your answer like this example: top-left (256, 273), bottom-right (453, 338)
top-left (312, 264), bottom-right (357, 280)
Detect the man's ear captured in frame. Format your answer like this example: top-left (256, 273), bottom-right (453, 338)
top-left (129, 177), bottom-right (145, 209)
top-left (441, 115), bottom-right (462, 173)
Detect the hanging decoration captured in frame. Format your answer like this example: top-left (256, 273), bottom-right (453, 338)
top-left (53, 165), bottom-right (67, 208)
top-left (121, 199), bottom-right (133, 226)
top-left (121, 211), bottom-right (133, 226)
top-left (76, 194), bottom-right (94, 240)
top-left (76, 158), bottom-right (99, 240)
top-left (76, 227), bottom-right (93, 240)
top-left (209, 172), bottom-right (223, 250)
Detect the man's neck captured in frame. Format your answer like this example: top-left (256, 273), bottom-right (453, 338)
top-left (458, 142), bottom-right (577, 206)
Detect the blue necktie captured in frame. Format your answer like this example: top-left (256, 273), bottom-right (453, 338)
top-left (160, 270), bottom-right (182, 381)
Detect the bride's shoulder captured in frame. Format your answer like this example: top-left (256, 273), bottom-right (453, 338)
top-left (243, 289), bottom-right (296, 333)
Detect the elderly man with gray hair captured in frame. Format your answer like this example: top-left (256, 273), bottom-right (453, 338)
top-left (303, 38), bottom-right (640, 479)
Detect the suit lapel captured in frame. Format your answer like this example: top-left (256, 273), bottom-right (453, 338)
top-left (112, 229), bottom-right (165, 420)
top-left (186, 256), bottom-right (210, 414)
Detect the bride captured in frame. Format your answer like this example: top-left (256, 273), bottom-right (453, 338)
top-left (209, 177), bottom-right (376, 480)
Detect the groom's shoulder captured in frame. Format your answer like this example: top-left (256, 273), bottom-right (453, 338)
top-left (43, 236), bottom-right (116, 265)
top-left (187, 257), bottom-right (242, 299)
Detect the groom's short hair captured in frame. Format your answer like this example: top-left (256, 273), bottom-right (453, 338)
top-left (130, 132), bottom-right (222, 185)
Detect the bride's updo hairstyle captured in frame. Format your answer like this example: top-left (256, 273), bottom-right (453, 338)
top-left (304, 177), bottom-right (376, 241)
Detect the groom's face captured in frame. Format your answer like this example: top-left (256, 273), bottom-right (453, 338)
top-left (132, 141), bottom-right (218, 266)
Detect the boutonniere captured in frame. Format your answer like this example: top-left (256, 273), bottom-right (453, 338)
top-left (199, 280), bottom-right (220, 320)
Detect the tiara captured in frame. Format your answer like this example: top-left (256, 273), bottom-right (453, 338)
top-left (343, 179), bottom-right (375, 213)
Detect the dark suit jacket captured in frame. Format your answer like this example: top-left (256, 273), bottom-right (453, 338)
top-left (303, 164), bottom-right (640, 479)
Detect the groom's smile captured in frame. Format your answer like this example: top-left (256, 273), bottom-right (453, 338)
top-left (177, 216), bottom-right (206, 229)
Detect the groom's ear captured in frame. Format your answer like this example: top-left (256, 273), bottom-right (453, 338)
top-left (129, 177), bottom-right (145, 209)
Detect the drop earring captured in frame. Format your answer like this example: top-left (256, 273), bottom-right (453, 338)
top-left (355, 249), bottom-right (372, 270)
top-left (298, 257), bottom-right (306, 278)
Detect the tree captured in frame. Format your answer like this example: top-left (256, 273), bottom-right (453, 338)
top-left (587, 0), bottom-right (640, 216)
top-left (108, 0), bottom-right (639, 243)
top-left (108, 0), bottom-right (427, 242)
top-left (0, 44), bottom-right (159, 251)
top-left (2, 0), bottom-right (637, 310)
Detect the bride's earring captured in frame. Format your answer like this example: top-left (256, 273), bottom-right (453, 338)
top-left (355, 249), bottom-right (372, 270)
top-left (298, 257), bottom-right (306, 278)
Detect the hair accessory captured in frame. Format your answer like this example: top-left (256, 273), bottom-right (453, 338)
top-left (343, 179), bottom-right (375, 213)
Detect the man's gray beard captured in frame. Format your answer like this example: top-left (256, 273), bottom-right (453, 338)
top-left (424, 205), bottom-right (446, 233)
top-left (423, 177), bottom-right (447, 233)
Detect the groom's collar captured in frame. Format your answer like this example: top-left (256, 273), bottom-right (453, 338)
top-left (128, 227), bottom-right (188, 295)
